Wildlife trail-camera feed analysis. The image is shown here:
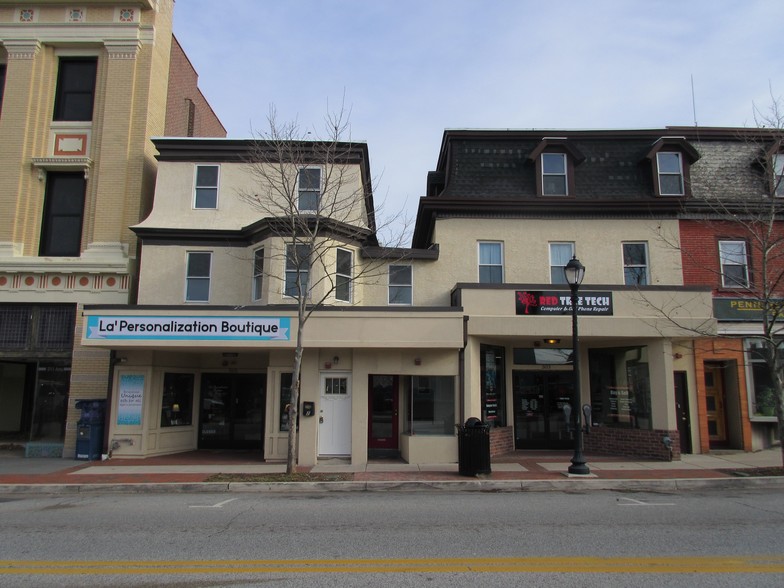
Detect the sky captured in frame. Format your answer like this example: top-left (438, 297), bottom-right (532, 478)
top-left (172, 0), bottom-right (784, 242)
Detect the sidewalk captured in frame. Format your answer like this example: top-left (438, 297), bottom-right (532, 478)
top-left (0, 447), bottom-right (782, 494)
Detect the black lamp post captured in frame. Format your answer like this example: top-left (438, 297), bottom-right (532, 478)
top-left (564, 256), bottom-right (590, 475)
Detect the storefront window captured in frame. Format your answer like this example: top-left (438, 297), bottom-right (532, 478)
top-left (30, 362), bottom-right (70, 441)
top-left (160, 373), bottom-right (193, 427)
top-left (588, 346), bottom-right (652, 429)
top-left (280, 372), bottom-right (293, 431)
top-left (745, 339), bottom-right (778, 418)
top-left (481, 345), bottom-right (506, 426)
top-left (407, 376), bottom-right (455, 435)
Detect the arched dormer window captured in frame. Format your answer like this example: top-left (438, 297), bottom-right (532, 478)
top-left (644, 137), bottom-right (700, 197)
top-left (528, 138), bottom-right (585, 196)
top-left (764, 141), bottom-right (784, 197)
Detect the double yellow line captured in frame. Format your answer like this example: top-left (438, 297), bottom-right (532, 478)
top-left (1, 556), bottom-right (784, 575)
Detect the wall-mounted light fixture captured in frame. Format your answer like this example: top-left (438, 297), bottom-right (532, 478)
top-left (414, 357), bottom-right (422, 366)
top-left (544, 338), bottom-right (561, 345)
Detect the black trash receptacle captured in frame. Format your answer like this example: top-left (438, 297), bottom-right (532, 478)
top-left (456, 417), bottom-right (491, 476)
top-left (74, 400), bottom-right (106, 461)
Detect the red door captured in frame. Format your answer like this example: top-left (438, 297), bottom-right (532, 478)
top-left (368, 375), bottom-right (399, 453)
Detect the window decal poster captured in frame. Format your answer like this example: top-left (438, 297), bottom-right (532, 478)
top-left (117, 374), bottom-right (144, 425)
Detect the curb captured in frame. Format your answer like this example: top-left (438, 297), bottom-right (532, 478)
top-left (1, 476), bottom-right (783, 495)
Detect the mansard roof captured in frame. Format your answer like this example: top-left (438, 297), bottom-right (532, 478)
top-left (413, 127), bottom-right (779, 247)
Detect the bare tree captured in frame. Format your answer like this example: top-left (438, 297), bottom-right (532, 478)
top-left (647, 95), bottom-right (784, 463)
top-left (237, 103), bottom-right (410, 474)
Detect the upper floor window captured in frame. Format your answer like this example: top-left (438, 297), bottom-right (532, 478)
top-left (656, 152), bottom-right (684, 195)
top-left (623, 242), bottom-right (649, 285)
top-left (285, 244), bottom-right (311, 297)
top-left (773, 154), bottom-right (784, 197)
top-left (0, 64), bottom-right (6, 116)
top-left (39, 172), bottom-right (86, 257)
top-left (53, 58), bottom-right (97, 122)
top-left (336, 248), bottom-right (353, 302)
top-left (542, 153), bottom-right (568, 195)
top-left (389, 265), bottom-right (412, 305)
top-left (298, 168), bottom-right (321, 211)
top-left (549, 242), bottom-right (574, 284)
top-left (718, 240), bottom-right (748, 288)
top-left (185, 251), bottom-right (211, 302)
top-left (194, 165), bottom-right (219, 209)
top-left (478, 242), bottom-right (503, 283)
top-left (252, 248), bottom-right (264, 301)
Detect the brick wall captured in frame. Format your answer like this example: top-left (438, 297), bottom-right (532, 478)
top-left (584, 426), bottom-right (680, 461)
top-left (165, 36), bottom-right (226, 138)
top-left (489, 426), bottom-right (514, 457)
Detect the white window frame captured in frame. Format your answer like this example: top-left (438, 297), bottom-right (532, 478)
top-left (193, 164), bottom-right (219, 209)
top-left (335, 247), bottom-right (353, 303)
top-left (541, 153), bottom-right (568, 196)
top-left (252, 247), bottom-right (264, 301)
top-left (478, 241), bottom-right (504, 284)
top-left (185, 251), bottom-right (211, 302)
top-left (773, 154), bottom-right (784, 197)
top-left (284, 244), bottom-right (311, 298)
top-left (718, 240), bottom-right (749, 288)
top-left (622, 241), bottom-right (650, 286)
top-left (549, 242), bottom-right (575, 284)
top-left (297, 167), bottom-right (322, 212)
top-left (388, 264), bottom-right (412, 305)
top-left (656, 152), bottom-right (684, 196)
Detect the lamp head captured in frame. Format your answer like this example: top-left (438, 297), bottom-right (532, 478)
top-left (564, 256), bottom-right (585, 287)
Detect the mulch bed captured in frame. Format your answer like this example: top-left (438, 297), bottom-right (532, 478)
top-left (718, 467), bottom-right (784, 477)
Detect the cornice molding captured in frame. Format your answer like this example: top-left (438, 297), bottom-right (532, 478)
top-left (0, 23), bottom-right (155, 45)
top-left (2, 39), bottom-right (41, 59)
top-left (104, 39), bottom-right (141, 59)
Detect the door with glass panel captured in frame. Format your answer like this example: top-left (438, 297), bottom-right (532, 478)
top-left (704, 364), bottom-right (727, 445)
top-left (368, 375), bottom-right (399, 456)
top-left (318, 373), bottom-right (352, 456)
top-left (513, 371), bottom-right (573, 449)
top-left (199, 373), bottom-right (265, 449)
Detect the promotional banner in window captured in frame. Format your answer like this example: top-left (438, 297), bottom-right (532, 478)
top-left (117, 374), bottom-right (144, 425)
top-left (515, 291), bottom-right (613, 315)
top-left (86, 315), bottom-right (290, 341)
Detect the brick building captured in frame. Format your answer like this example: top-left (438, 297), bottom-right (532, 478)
top-left (0, 0), bottom-right (224, 457)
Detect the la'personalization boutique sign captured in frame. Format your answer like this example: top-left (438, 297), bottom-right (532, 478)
top-left (86, 315), bottom-right (291, 341)
top-left (515, 291), bottom-right (614, 316)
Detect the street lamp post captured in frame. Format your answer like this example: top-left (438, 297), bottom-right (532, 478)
top-left (564, 256), bottom-right (590, 475)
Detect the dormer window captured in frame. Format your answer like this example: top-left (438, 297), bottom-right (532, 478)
top-left (528, 138), bottom-right (585, 197)
top-left (773, 154), bottom-right (783, 197)
top-left (542, 153), bottom-right (567, 195)
top-left (656, 152), bottom-right (684, 195)
top-left (645, 137), bottom-right (700, 197)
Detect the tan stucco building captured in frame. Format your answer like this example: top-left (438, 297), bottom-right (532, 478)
top-left (0, 1), bottom-right (224, 457)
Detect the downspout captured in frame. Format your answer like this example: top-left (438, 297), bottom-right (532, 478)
top-left (103, 349), bottom-right (116, 457)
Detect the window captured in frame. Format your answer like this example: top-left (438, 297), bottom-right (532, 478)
top-left (745, 339), bottom-right (779, 418)
top-left (478, 242), bottom-right (503, 283)
top-left (279, 372), bottom-right (293, 431)
top-left (656, 152), bottom-right (684, 196)
top-left (298, 168), bottom-right (321, 211)
top-left (774, 154), bottom-right (784, 197)
top-left (623, 242), bottom-right (649, 285)
top-left (388, 265), bottom-right (412, 305)
top-left (53, 58), bottom-right (97, 121)
top-left (39, 172), bottom-right (86, 257)
top-left (160, 373), bottom-right (194, 427)
top-left (480, 345), bottom-right (506, 426)
top-left (252, 248), bottom-right (264, 301)
top-left (0, 64), bottom-right (6, 116)
top-left (194, 165), bottom-right (219, 209)
top-left (589, 346), bottom-right (652, 430)
top-left (719, 240), bottom-right (748, 288)
top-left (185, 251), bottom-right (211, 302)
top-left (542, 153), bottom-right (567, 195)
top-left (407, 376), bottom-right (455, 435)
top-left (336, 248), bottom-right (352, 302)
top-left (549, 242), bottom-right (574, 284)
top-left (285, 244), bottom-right (311, 297)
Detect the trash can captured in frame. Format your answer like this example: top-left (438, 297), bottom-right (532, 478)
top-left (456, 417), bottom-right (491, 476)
top-left (75, 400), bottom-right (106, 460)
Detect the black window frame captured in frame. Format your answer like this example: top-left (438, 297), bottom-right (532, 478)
top-left (39, 172), bottom-right (86, 257)
top-left (53, 57), bottom-right (97, 122)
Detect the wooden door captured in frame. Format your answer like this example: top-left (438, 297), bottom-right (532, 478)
top-left (704, 365), bottom-right (727, 444)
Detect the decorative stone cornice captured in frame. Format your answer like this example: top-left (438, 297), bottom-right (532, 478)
top-left (104, 39), bottom-right (141, 59)
top-left (2, 39), bottom-right (41, 59)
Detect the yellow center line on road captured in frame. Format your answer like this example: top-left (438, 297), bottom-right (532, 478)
top-left (1, 556), bottom-right (784, 575)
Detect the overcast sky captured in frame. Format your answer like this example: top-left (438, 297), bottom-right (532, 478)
top-left (172, 0), bottom-right (784, 241)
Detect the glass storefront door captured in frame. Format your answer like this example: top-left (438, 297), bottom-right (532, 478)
top-left (513, 371), bottom-right (573, 449)
top-left (199, 373), bottom-right (266, 450)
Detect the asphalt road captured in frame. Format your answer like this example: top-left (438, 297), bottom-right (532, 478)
top-left (1, 487), bottom-right (783, 587)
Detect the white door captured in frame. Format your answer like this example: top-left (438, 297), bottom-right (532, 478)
top-left (318, 373), bottom-right (352, 456)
